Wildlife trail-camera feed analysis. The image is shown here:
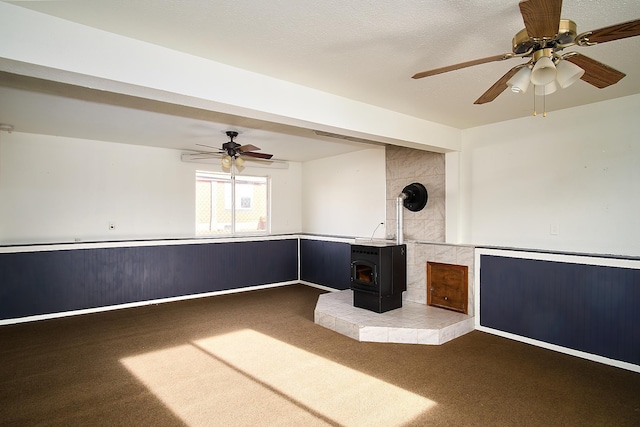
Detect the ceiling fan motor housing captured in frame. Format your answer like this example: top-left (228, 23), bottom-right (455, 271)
top-left (512, 19), bottom-right (578, 55)
top-left (222, 141), bottom-right (241, 157)
top-left (223, 131), bottom-right (241, 157)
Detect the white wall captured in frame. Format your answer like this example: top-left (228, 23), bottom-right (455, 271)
top-left (302, 148), bottom-right (386, 238)
top-left (0, 132), bottom-right (302, 244)
top-left (459, 94), bottom-right (640, 256)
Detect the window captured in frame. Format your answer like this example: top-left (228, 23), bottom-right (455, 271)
top-left (196, 172), bottom-right (269, 236)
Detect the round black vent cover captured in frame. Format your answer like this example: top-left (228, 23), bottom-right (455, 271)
top-left (402, 183), bottom-right (428, 212)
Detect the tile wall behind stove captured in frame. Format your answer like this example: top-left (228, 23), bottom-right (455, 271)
top-left (385, 145), bottom-right (445, 242)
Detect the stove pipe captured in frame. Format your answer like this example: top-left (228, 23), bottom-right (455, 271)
top-left (396, 192), bottom-right (407, 245)
top-left (396, 183), bottom-right (428, 245)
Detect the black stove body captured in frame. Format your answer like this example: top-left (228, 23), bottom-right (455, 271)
top-left (350, 243), bottom-right (406, 313)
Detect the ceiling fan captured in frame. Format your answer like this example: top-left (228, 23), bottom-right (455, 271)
top-left (412, 0), bottom-right (640, 105)
top-left (183, 130), bottom-right (275, 170)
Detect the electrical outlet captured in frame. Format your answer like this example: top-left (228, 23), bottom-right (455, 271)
top-left (109, 222), bottom-right (116, 231)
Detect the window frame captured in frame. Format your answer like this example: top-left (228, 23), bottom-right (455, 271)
top-left (195, 171), bottom-right (270, 237)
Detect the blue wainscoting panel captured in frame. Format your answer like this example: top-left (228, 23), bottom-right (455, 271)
top-left (300, 239), bottom-right (350, 290)
top-left (480, 255), bottom-right (640, 365)
top-left (0, 239), bottom-right (298, 320)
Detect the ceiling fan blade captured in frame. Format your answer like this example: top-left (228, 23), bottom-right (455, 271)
top-left (242, 157), bottom-right (273, 164)
top-left (518, 0), bottom-right (562, 39)
top-left (242, 151), bottom-right (273, 160)
top-left (581, 19), bottom-right (640, 44)
top-left (473, 66), bottom-right (523, 105)
top-left (187, 155), bottom-right (220, 161)
top-left (412, 54), bottom-right (512, 79)
top-left (195, 143), bottom-right (222, 151)
top-left (238, 144), bottom-right (261, 152)
top-left (565, 54), bottom-right (625, 88)
top-left (190, 151), bottom-right (222, 157)
top-left (182, 152), bottom-right (287, 169)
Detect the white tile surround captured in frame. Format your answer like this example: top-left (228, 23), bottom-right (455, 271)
top-left (405, 242), bottom-right (475, 316)
top-left (314, 145), bottom-right (472, 345)
top-left (315, 289), bottom-right (474, 345)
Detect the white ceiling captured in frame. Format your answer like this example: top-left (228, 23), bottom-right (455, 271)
top-left (0, 77), bottom-right (377, 163)
top-left (1, 0), bottom-right (640, 161)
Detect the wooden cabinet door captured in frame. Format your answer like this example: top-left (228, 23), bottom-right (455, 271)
top-left (427, 262), bottom-right (468, 314)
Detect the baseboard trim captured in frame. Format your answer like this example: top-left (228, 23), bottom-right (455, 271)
top-left (475, 325), bottom-right (640, 374)
top-left (298, 280), bottom-right (343, 292)
top-left (0, 280), bottom-right (300, 326)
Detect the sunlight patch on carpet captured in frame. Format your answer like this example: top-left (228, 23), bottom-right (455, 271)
top-left (121, 344), bottom-right (333, 426)
top-left (121, 329), bottom-right (436, 426)
top-left (195, 329), bottom-right (436, 427)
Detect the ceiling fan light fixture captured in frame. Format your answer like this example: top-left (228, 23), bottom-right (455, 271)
top-left (555, 59), bottom-right (585, 88)
top-left (507, 66), bottom-right (532, 93)
top-left (530, 55), bottom-right (557, 86)
top-left (221, 155), bottom-right (232, 169)
top-left (234, 156), bottom-right (245, 168)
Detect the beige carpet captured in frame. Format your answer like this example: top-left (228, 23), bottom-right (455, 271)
top-left (1, 284), bottom-right (639, 426)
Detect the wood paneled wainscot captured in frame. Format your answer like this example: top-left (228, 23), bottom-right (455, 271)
top-left (427, 262), bottom-right (468, 314)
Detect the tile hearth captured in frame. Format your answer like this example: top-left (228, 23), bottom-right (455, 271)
top-left (314, 290), bottom-right (474, 345)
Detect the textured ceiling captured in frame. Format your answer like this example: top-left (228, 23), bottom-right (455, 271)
top-left (2, 0), bottom-right (640, 159)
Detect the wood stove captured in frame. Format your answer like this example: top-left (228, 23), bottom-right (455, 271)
top-left (350, 243), bottom-right (406, 313)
